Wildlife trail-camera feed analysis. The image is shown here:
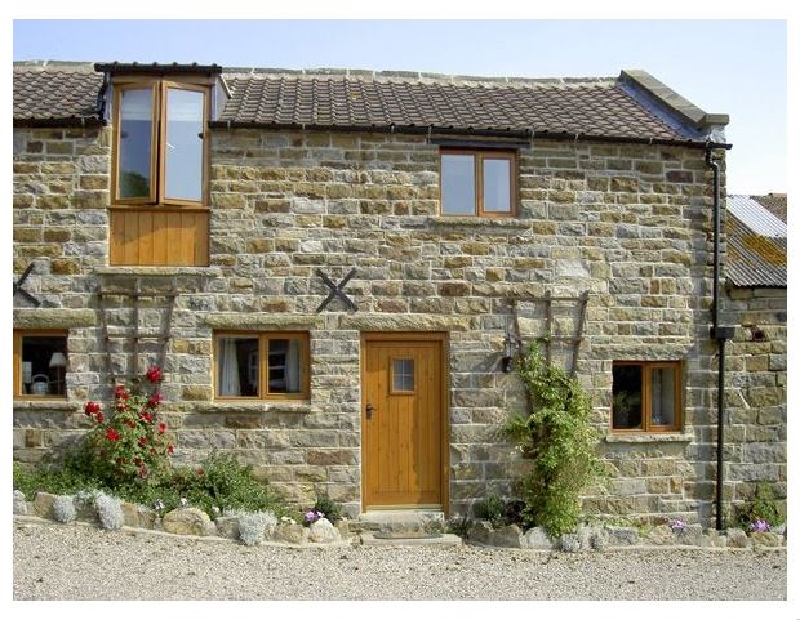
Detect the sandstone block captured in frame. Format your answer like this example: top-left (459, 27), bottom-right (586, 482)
top-left (162, 508), bottom-right (215, 536)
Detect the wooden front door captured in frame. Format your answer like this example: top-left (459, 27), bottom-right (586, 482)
top-left (362, 334), bottom-right (446, 510)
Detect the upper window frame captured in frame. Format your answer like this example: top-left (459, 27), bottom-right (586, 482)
top-left (611, 360), bottom-right (683, 433)
top-left (439, 148), bottom-right (517, 218)
top-left (111, 77), bottom-right (212, 210)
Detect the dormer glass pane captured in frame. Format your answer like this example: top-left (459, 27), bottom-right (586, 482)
top-left (118, 88), bottom-right (153, 199)
top-left (164, 87), bottom-right (204, 202)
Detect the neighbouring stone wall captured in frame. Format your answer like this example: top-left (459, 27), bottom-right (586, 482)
top-left (13, 124), bottom-right (754, 527)
top-left (719, 286), bottom-right (787, 521)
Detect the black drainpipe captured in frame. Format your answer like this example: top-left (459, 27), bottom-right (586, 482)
top-left (705, 144), bottom-right (732, 531)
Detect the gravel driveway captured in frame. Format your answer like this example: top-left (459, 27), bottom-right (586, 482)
top-left (13, 520), bottom-right (787, 601)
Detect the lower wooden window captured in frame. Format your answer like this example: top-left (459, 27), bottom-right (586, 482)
top-left (13, 330), bottom-right (68, 399)
top-left (612, 361), bottom-right (681, 432)
top-left (109, 208), bottom-right (209, 266)
top-left (214, 332), bottom-right (310, 400)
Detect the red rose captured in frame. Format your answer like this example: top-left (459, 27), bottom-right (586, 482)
top-left (139, 412), bottom-right (153, 424)
top-left (146, 391), bottom-right (163, 409)
top-left (138, 437), bottom-right (148, 447)
top-left (167, 443), bottom-right (174, 455)
top-left (146, 366), bottom-right (162, 384)
top-left (158, 423), bottom-right (166, 434)
top-left (84, 401), bottom-right (101, 416)
top-left (124, 419), bottom-right (135, 429)
top-left (114, 385), bottom-right (129, 400)
top-left (106, 428), bottom-right (121, 442)
top-left (95, 411), bottom-right (104, 424)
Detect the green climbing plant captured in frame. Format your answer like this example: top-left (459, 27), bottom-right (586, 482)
top-left (504, 343), bottom-right (604, 538)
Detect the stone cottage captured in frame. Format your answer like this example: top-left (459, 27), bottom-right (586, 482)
top-left (13, 60), bottom-right (782, 528)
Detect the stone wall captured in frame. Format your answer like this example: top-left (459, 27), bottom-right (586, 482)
top-left (12, 125), bottom-right (766, 527)
top-left (719, 286), bottom-right (787, 520)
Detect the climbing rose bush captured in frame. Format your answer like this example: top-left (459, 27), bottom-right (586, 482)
top-left (82, 366), bottom-right (174, 487)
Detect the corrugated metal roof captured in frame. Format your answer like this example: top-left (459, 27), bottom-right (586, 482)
top-left (725, 195), bottom-right (787, 288)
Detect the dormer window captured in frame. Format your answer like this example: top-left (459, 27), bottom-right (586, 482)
top-left (104, 67), bottom-right (216, 267)
top-left (113, 81), bottom-right (209, 206)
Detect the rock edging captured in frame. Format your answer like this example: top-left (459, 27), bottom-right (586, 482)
top-left (466, 521), bottom-right (787, 551)
top-left (14, 490), bottom-right (352, 547)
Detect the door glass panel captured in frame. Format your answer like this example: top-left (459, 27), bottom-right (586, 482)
top-left (612, 365), bottom-right (642, 429)
top-left (164, 88), bottom-right (204, 202)
top-left (392, 358), bottom-right (415, 393)
top-left (651, 367), bottom-right (676, 426)
top-left (118, 88), bottom-right (153, 199)
top-left (483, 158), bottom-right (511, 212)
top-left (441, 154), bottom-right (476, 214)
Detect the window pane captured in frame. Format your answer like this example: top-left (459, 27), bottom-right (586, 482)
top-left (164, 88), bottom-right (205, 202)
top-left (483, 158), bottom-right (511, 212)
top-left (21, 335), bottom-right (67, 396)
top-left (651, 368), bottom-right (676, 426)
top-left (441, 154), bottom-right (476, 215)
top-left (118, 88), bottom-right (153, 199)
top-left (612, 365), bottom-right (642, 429)
top-left (392, 358), bottom-right (414, 392)
top-left (217, 336), bottom-right (258, 397)
top-left (268, 339), bottom-right (302, 393)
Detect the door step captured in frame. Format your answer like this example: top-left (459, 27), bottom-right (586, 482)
top-left (356, 510), bottom-right (446, 539)
top-left (359, 532), bottom-right (463, 547)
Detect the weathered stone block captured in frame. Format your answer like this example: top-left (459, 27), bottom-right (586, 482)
top-left (162, 507), bottom-right (215, 536)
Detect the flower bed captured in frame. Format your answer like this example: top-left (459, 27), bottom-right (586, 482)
top-left (13, 489), bottom-right (351, 547)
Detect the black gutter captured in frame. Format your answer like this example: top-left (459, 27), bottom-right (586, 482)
top-left (13, 117), bottom-right (105, 128)
top-left (706, 143), bottom-right (734, 531)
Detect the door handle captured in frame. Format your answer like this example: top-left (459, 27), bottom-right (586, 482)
top-left (366, 403), bottom-right (374, 420)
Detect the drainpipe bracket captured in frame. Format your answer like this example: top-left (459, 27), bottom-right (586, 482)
top-left (710, 325), bottom-right (735, 341)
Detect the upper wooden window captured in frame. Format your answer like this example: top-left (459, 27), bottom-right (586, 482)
top-left (112, 81), bottom-right (210, 207)
top-left (214, 332), bottom-right (310, 401)
top-left (612, 361), bottom-right (682, 432)
top-left (440, 150), bottom-right (515, 217)
top-left (13, 330), bottom-right (68, 399)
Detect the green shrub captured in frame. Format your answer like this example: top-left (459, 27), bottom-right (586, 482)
top-left (736, 482), bottom-right (783, 529)
top-left (474, 493), bottom-right (506, 528)
top-left (504, 343), bottom-right (604, 538)
top-left (313, 492), bottom-right (343, 524)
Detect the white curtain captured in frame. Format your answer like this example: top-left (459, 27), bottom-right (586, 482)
top-left (285, 339), bottom-right (301, 393)
top-left (219, 338), bottom-right (240, 396)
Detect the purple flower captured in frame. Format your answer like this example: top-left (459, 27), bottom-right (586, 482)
top-left (305, 510), bottom-right (320, 523)
top-left (669, 518), bottom-right (686, 532)
top-left (750, 518), bottom-right (770, 532)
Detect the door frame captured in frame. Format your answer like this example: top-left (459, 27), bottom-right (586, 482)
top-left (359, 331), bottom-right (450, 516)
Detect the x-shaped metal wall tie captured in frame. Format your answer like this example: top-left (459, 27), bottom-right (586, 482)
top-left (13, 263), bottom-right (41, 307)
top-left (316, 268), bottom-right (357, 312)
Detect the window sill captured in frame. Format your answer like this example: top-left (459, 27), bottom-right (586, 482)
top-left (429, 216), bottom-right (530, 229)
top-left (14, 400), bottom-right (79, 412)
top-left (194, 401), bottom-right (312, 414)
top-left (95, 266), bottom-right (222, 277)
top-left (604, 432), bottom-right (693, 444)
